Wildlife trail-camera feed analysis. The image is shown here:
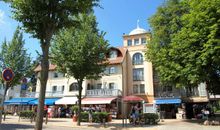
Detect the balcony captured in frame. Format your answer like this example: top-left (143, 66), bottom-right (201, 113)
top-left (154, 91), bottom-right (181, 98)
top-left (24, 91), bottom-right (64, 98)
top-left (86, 89), bottom-right (122, 97)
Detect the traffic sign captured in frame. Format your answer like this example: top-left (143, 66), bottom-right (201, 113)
top-left (2, 68), bottom-right (14, 82)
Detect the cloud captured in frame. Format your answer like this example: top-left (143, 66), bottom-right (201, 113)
top-left (0, 9), bottom-right (5, 24)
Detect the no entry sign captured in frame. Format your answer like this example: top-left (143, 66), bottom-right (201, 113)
top-left (2, 68), bottom-right (14, 82)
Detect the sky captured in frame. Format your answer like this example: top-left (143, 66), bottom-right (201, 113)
top-left (0, 0), bottom-right (164, 60)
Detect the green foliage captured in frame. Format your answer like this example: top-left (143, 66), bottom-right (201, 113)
top-left (80, 112), bottom-right (109, 123)
top-left (146, 0), bottom-right (220, 93)
top-left (6, 0), bottom-right (99, 40)
top-left (80, 112), bottom-right (89, 122)
top-left (4, 0), bottom-right (100, 127)
top-left (92, 112), bottom-right (109, 123)
top-left (141, 113), bottom-right (159, 125)
top-left (51, 13), bottom-right (109, 125)
top-left (0, 27), bottom-right (32, 88)
top-left (51, 13), bottom-right (109, 80)
top-left (19, 110), bottom-right (35, 119)
top-left (71, 106), bottom-right (79, 114)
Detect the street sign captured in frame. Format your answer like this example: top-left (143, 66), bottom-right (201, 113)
top-left (2, 68), bottom-right (14, 82)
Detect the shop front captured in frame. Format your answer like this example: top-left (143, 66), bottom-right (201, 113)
top-left (155, 98), bottom-right (181, 119)
top-left (81, 97), bottom-right (120, 118)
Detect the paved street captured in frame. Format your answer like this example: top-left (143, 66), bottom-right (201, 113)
top-left (1, 115), bottom-right (220, 130)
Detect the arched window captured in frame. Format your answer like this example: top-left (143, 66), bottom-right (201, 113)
top-left (69, 82), bottom-right (79, 92)
top-left (132, 53), bottom-right (143, 65)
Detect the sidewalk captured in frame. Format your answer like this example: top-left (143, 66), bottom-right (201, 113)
top-left (2, 115), bottom-right (158, 130)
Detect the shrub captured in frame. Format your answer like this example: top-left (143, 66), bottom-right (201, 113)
top-left (142, 113), bottom-right (159, 125)
top-left (80, 112), bottom-right (89, 122)
top-left (71, 105), bottom-right (79, 115)
top-left (19, 110), bottom-right (35, 119)
top-left (80, 112), bottom-right (109, 123)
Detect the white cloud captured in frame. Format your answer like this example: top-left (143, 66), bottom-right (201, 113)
top-left (0, 9), bottom-right (5, 24)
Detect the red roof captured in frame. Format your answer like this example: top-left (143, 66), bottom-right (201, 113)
top-left (34, 64), bottom-right (57, 72)
top-left (108, 47), bottom-right (127, 65)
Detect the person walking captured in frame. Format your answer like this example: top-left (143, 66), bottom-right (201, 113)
top-left (88, 105), bottom-right (93, 123)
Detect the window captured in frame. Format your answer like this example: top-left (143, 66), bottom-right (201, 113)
top-left (141, 38), bottom-right (146, 44)
top-left (133, 68), bottom-right (144, 81)
top-left (109, 50), bottom-right (117, 59)
top-left (127, 39), bottom-right (132, 46)
top-left (133, 84), bottom-right (145, 94)
top-left (54, 72), bottom-right (58, 78)
top-left (140, 84), bottom-right (145, 93)
top-left (52, 86), bottom-right (57, 92)
top-left (110, 67), bottom-right (116, 74)
top-left (69, 83), bottom-right (79, 91)
top-left (132, 53), bottom-right (143, 65)
top-left (61, 85), bottom-right (65, 92)
top-left (134, 39), bottom-right (139, 45)
top-left (109, 83), bottom-right (115, 89)
top-left (96, 83), bottom-right (102, 89)
top-left (133, 84), bottom-right (138, 94)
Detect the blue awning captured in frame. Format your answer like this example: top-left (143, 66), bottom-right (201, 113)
top-left (155, 98), bottom-right (181, 104)
top-left (4, 98), bottom-right (36, 105)
top-left (29, 98), bottom-right (60, 105)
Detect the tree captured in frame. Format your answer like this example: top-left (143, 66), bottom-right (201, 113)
top-left (51, 13), bottom-right (109, 126)
top-left (0, 27), bottom-right (32, 124)
top-left (146, 0), bottom-right (220, 93)
top-left (4, 1), bottom-right (99, 129)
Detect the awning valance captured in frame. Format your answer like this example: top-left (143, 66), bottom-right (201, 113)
top-left (82, 97), bottom-right (117, 104)
top-left (4, 98), bottom-right (36, 105)
top-left (55, 97), bottom-right (78, 105)
top-left (155, 98), bottom-right (181, 105)
top-left (29, 98), bottom-right (60, 105)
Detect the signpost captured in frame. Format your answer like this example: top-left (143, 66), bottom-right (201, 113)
top-left (0, 68), bottom-right (14, 124)
top-left (2, 68), bottom-right (14, 82)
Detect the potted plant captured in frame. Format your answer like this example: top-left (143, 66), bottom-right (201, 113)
top-left (71, 106), bottom-right (79, 122)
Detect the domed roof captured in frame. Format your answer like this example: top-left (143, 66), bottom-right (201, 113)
top-left (129, 20), bottom-right (147, 35)
top-left (129, 27), bottom-right (147, 35)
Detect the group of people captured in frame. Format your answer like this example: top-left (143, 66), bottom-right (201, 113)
top-left (130, 103), bottom-right (142, 125)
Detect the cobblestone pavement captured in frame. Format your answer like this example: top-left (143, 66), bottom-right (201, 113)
top-left (1, 115), bottom-right (220, 130)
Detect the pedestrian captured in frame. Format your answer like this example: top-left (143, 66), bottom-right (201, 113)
top-left (88, 105), bottom-right (93, 123)
top-left (130, 105), bottom-right (136, 125)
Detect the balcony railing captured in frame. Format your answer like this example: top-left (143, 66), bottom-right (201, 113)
top-left (86, 89), bottom-right (122, 97)
top-left (154, 91), bottom-right (181, 98)
top-left (24, 91), bottom-right (64, 98)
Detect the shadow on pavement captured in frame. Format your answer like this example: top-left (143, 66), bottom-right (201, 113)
top-left (0, 123), bottom-right (34, 130)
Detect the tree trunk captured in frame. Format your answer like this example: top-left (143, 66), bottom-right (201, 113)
top-left (35, 42), bottom-right (49, 130)
top-left (77, 79), bottom-right (83, 126)
top-left (0, 82), bottom-right (9, 124)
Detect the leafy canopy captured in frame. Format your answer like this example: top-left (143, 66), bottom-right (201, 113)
top-left (6, 0), bottom-right (99, 42)
top-left (51, 13), bottom-right (109, 80)
top-left (146, 0), bottom-right (220, 93)
top-left (0, 27), bottom-right (32, 87)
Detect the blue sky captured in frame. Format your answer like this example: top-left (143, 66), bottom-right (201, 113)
top-left (0, 0), bottom-right (164, 60)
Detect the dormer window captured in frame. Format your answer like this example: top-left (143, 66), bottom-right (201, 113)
top-left (109, 50), bottom-right (117, 59)
top-left (54, 72), bottom-right (58, 78)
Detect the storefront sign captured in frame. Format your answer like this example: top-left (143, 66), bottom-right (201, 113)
top-left (143, 103), bottom-right (156, 113)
